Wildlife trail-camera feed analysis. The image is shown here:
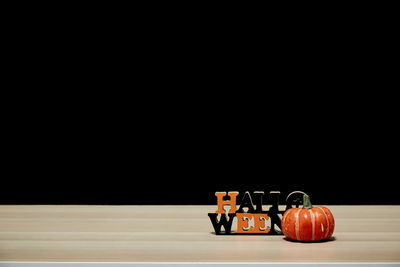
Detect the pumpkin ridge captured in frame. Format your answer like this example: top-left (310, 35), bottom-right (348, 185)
top-left (309, 209), bottom-right (315, 241)
top-left (316, 206), bottom-right (329, 239)
top-left (294, 209), bottom-right (301, 241)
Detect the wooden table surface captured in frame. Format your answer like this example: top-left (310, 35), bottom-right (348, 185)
top-left (0, 205), bottom-right (399, 262)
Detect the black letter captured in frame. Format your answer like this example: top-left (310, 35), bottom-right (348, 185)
top-left (253, 191), bottom-right (266, 213)
top-left (208, 213), bottom-right (236, 234)
top-left (237, 191), bottom-right (255, 213)
top-left (268, 191), bottom-right (285, 234)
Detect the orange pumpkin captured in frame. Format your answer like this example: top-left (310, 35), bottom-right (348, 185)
top-left (281, 194), bottom-right (334, 241)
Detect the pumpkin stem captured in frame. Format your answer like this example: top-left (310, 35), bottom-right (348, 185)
top-left (303, 194), bottom-right (313, 209)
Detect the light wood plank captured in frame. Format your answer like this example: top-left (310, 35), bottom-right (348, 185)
top-left (0, 205), bottom-right (399, 262)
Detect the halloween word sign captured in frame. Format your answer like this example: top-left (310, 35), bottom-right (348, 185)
top-left (208, 191), bottom-right (305, 235)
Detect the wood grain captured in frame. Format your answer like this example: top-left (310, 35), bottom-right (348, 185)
top-left (0, 205), bottom-right (399, 262)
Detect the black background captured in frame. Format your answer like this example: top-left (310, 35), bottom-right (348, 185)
top-left (1, 13), bottom-right (398, 205)
top-left (1, 93), bottom-right (397, 205)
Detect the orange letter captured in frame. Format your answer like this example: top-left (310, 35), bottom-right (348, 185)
top-left (236, 213), bottom-right (253, 233)
top-left (215, 191), bottom-right (239, 214)
top-left (255, 214), bottom-right (270, 233)
top-left (236, 213), bottom-right (270, 233)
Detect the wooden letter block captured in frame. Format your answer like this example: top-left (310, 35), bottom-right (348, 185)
top-left (215, 191), bottom-right (239, 214)
top-left (236, 213), bottom-right (270, 234)
top-left (208, 190), bottom-right (305, 235)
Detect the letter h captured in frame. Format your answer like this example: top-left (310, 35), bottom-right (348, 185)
top-left (215, 191), bottom-right (239, 214)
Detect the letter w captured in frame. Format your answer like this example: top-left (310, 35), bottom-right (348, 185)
top-left (208, 213), bottom-right (236, 235)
